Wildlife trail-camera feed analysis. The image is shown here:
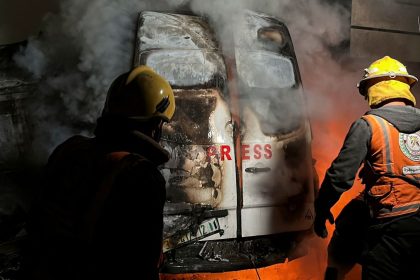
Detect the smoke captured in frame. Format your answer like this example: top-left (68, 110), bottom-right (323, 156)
top-left (189, 0), bottom-right (364, 279)
top-left (14, 0), bottom-right (181, 161)
top-left (191, 0), bottom-right (350, 47)
top-left (11, 0), bottom-right (363, 277)
top-left (189, 0), bottom-right (365, 121)
top-left (12, 0), bottom-right (360, 160)
top-left (189, 0), bottom-right (365, 180)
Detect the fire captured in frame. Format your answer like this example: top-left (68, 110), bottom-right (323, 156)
top-left (311, 118), bottom-right (364, 280)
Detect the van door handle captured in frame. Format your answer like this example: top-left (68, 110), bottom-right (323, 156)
top-left (245, 167), bottom-right (271, 173)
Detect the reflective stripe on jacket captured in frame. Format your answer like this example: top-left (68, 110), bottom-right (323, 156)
top-left (361, 114), bottom-right (420, 218)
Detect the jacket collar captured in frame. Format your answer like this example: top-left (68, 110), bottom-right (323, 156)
top-left (94, 116), bottom-right (169, 166)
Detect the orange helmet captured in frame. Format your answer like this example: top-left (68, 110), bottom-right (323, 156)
top-left (102, 66), bottom-right (175, 122)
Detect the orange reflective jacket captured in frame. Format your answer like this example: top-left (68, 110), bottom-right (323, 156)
top-left (361, 114), bottom-right (420, 218)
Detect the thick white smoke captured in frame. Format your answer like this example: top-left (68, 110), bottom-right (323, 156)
top-left (10, 0), bottom-right (365, 278)
top-left (14, 0), bottom-right (180, 160)
top-left (187, 0), bottom-right (367, 122)
top-left (188, 0), bottom-right (366, 174)
top-left (13, 0), bottom-right (360, 161)
top-left (6, 2), bottom-right (420, 279)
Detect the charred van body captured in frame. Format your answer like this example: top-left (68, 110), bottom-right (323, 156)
top-left (133, 10), bottom-right (317, 272)
top-left (0, 9), bottom-right (317, 275)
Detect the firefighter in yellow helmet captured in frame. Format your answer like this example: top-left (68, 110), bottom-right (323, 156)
top-left (24, 66), bottom-right (175, 280)
top-left (357, 55), bottom-right (417, 107)
top-left (314, 56), bottom-right (420, 280)
top-left (102, 65), bottom-right (175, 123)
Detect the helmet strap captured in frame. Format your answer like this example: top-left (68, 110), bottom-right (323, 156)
top-left (151, 120), bottom-right (164, 142)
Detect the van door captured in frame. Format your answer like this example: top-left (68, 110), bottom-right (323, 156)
top-left (234, 11), bottom-right (315, 237)
top-left (134, 12), bottom-right (238, 251)
top-left (133, 9), bottom-right (316, 258)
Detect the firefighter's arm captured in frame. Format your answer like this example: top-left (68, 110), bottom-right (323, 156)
top-left (314, 179), bottom-right (337, 238)
top-left (109, 157), bottom-right (166, 275)
top-left (314, 119), bottom-right (371, 238)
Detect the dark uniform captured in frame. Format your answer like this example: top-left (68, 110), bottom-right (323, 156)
top-left (23, 65), bottom-right (175, 280)
top-left (24, 116), bottom-right (168, 280)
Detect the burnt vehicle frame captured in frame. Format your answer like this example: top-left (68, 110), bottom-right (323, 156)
top-left (132, 9), bottom-right (317, 273)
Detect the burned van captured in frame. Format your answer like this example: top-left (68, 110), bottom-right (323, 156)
top-left (133, 10), bottom-right (316, 272)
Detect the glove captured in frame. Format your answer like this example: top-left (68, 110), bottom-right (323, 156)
top-left (314, 204), bottom-right (334, 238)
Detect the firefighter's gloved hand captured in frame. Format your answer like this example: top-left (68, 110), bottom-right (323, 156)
top-left (314, 199), bottom-right (334, 239)
top-left (314, 210), bottom-right (334, 238)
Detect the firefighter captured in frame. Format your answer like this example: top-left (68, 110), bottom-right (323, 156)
top-left (313, 56), bottom-right (420, 280)
top-left (23, 66), bottom-right (175, 280)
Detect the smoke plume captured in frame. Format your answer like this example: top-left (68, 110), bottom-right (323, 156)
top-left (13, 0), bottom-right (181, 160)
top-left (13, 0), bottom-right (367, 278)
top-left (13, 0), bottom-right (359, 160)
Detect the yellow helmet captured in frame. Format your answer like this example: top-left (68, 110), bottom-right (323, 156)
top-left (357, 56), bottom-right (418, 96)
top-left (102, 65), bottom-right (175, 122)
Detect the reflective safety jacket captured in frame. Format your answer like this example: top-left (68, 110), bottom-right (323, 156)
top-left (361, 114), bottom-right (420, 218)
